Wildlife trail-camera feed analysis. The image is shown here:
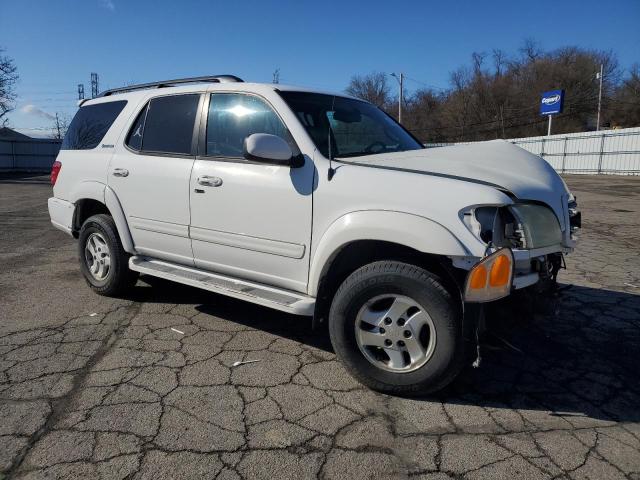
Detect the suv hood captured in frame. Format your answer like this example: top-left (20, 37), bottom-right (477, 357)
top-left (347, 140), bottom-right (569, 225)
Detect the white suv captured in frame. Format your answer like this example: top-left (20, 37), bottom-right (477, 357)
top-left (48, 75), bottom-right (580, 394)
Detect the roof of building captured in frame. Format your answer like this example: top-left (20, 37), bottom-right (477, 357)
top-left (0, 127), bottom-right (31, 140)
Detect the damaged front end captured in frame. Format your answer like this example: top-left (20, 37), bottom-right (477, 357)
top-left (459, 195), bottom-right (580, 297)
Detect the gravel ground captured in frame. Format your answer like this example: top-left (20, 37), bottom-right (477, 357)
top-left (0, 173), bottom-right (639, 480)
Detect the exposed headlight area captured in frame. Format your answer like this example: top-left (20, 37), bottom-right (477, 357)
top-left (463, 203), bottom-right (563, 249)
top-left (568, 194), bottom-right (581, 241)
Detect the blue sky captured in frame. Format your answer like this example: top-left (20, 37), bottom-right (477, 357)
top-left (2, 0), bottom-right (639, 136)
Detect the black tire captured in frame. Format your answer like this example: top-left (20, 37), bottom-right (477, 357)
top-left (78, 214), bottom-right (138, 296)
top-left (329, 261), bottom-right (463, 395)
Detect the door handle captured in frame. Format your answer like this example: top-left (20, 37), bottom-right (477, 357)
top-left (112, 168), bottom-right (129, 177)
top-left (197, 175), bottom-right (223, 187)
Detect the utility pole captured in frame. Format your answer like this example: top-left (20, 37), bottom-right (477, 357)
top-left (54, 113), bottom-right (62, 140)
top-left (596, 63), bottom-right (604, 131)
top-left (77, 84), bottom-right (85, 100)
top-left (390, 72), bottom-right (404, 124)
top-left (91, 73), bottom-right (99, 98)
top-left (272, 68), bottom-right (280, 84)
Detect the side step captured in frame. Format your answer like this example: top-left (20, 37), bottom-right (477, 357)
top-left (129, 256), bottom-right (315, 316)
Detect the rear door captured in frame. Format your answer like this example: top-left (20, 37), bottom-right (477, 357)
top-left (108, 93), bottom-right (202, 265)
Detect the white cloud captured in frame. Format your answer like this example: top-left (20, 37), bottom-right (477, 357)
top-left (20, 104), bottom-right (56, 121)
top-left (99, 0), bottom-right (115, 11)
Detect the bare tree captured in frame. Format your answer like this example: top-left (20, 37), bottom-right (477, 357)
top-left (386, 42), bottom-right (638, 143)
top-left (346, 72), bottom-right (392, 108)
top-left (492, 49), bottom-right (507, 77)
top-left (0, 47), bottom-right (19, 126)
top-left (520, 38), bottom-right (542, 62)
top-left (611, 64), bottom-right (640, 127)
top-left (51, 113), bottom-right (70, 140)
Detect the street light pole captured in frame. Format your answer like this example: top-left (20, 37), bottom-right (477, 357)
top-left (390, 72), bottom-right (404, 124)
top-left (596, 63), bottom-right (604, 131)
top-left (399, 73), bottom-right (403, 124)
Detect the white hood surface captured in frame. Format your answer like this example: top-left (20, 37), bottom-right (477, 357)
top-left (349, 140), bottom-right (569, 224)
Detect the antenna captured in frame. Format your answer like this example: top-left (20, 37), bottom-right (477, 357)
top-left (327, 96), bottom-right (336, 181)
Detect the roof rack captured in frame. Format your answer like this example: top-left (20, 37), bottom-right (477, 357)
top-left (99, 75), bottom-right (244, 97)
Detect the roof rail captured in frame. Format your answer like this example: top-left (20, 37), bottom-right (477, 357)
top-left (98, 75), bottom-right (244, 97)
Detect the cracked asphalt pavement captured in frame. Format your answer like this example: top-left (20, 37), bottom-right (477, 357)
top-left (1, 173), bottom-right (639, 479)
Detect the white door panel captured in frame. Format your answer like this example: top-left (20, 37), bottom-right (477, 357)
top-left (189, 159), bottom-right (313, 292)
top-left (109, 153), bottom-right (195, 265)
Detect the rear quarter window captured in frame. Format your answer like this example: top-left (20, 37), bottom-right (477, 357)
top-left (61, 100), bottom-right (127, 150)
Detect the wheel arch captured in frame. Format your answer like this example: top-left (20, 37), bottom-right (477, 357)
top-left (72, 186), bottom-right (135, 254)
top-left (310, 211), bottom-right (470, 329)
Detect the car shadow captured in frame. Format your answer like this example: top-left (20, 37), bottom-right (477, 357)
top-left (126, 275), bottom-right (331, 352)
top-left (124, 277), bottom-right (639, 423)
top-left (438, 283), bottom-right (640, 424)
top-left (0, 173), bottom-right (50, 184)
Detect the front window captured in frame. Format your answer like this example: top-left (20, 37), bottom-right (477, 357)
top-left (279, 92), bottom-right (422, 159)
top-left (206, 93), bottom-right (291, 157)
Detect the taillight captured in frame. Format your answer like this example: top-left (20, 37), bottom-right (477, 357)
top-left (51, 161), bottom-right (62, 186)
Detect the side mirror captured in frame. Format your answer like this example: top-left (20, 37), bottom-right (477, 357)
top-left (243, 133), bottom-right (294, 166)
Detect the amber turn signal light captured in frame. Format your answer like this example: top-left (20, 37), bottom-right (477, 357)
top-left (464, 248), bottom-right (514, 302)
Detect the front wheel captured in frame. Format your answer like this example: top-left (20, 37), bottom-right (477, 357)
top-left (329, 261), bottom-right (463, 395)
top-left (78, 214), bottom-right (138, 296)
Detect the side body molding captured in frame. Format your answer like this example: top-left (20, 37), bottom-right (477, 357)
top-left (308, 210), bottom-right (470, 296)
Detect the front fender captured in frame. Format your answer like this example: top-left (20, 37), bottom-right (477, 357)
top-left (308, 210), bottom-right (471, 296)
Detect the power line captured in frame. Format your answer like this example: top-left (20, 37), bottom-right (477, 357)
top-left (402, 75), bottom-right (448, 92)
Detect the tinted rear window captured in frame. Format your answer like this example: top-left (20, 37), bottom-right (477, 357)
top-left (141, 94), bottom-right (199, 154)
top-left (61, 101), bottom-right (127, 150)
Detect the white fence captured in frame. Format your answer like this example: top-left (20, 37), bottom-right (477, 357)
top-left (0, 138), bottom-right (62, 172)
top-left (427, 126), bottom-right (640, 175)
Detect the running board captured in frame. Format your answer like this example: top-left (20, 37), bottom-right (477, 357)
top-left (129, 256), bottom-right (315, 316)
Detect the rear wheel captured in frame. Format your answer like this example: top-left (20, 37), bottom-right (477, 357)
top-left (78, 214), bottom-right (137, 296)
top-left (329, 261), bottom-right (463, 395)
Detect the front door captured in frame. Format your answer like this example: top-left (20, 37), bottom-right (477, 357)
top-left (189, 92), bottom-right (314, 293)
top-left (108, 93), bottom-right (202, 265)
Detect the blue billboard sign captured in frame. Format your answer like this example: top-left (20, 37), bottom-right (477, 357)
top-left (540, 89), bottom-right (564, 115)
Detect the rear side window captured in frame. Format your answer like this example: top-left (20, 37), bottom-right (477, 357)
top-left (61, 101), bottom-right (127, 150)
top-left (138, 94), bottom-right (199, 154)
